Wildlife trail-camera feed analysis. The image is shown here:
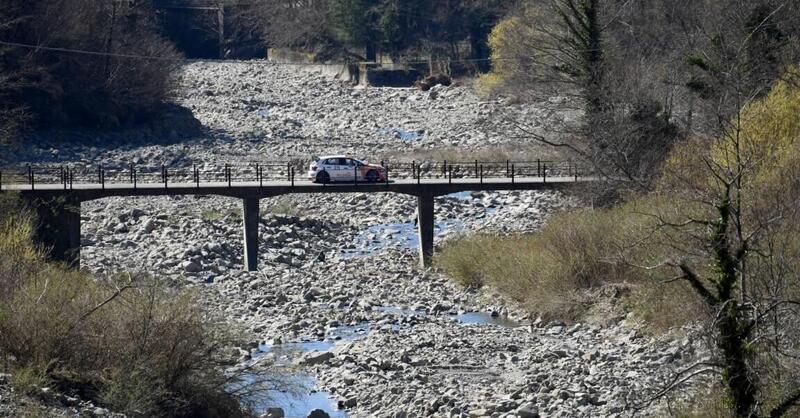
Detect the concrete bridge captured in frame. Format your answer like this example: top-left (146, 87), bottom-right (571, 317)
top-left (1, 160), bottom-right (590, 270)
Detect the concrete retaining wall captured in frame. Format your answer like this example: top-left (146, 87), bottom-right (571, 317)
top-left (267, 48), bottom-right (358, 84)
top-left (267, 47), bottom-right (424, 87)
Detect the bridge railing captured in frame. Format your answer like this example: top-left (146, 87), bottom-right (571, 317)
top-left (0, 159), bottom-right (590, 189)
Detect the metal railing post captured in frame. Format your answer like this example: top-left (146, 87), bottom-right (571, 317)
top-left (133, 167), bottom-right (137, 189)
top-left (291, 167), bottom-right (295, 187)
top-left (226, 164), bottom-right (231, 187)
top-left (448, 165), bottom-right (452, 184)
top-left (101, 166), bottom-right (105, 190)
top-left (417, 163), bottom-right (421, 185)
top-left (130, 163), bottom-right (134, 185)
top-left (475, 160), bottom-right (478, 179)
top-left (287, 162), bottom-right (291, 182)
top-left (28, 164), bottom-right (33, 189)
top-left (511, 164), bottom-right (515, 184)
top-left (543, 163), bottom-right (547, 183)
top-left (480, 164), bottom-right (483, 184)
top-left (412, 160), bottom-right (416, 179)
top-left (69, 168), bottom-right (74, 190)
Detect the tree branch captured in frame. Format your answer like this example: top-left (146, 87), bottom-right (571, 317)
top-left (678, 262), bottom-right (718, 306)
top-left (770, 388), bottom-right (800, 418)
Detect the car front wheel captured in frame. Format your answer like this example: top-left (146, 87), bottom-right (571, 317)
top-left (366, 170), bottom-right (379, 182)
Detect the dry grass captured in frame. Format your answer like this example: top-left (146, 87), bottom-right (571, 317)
top-left (437, 199), bottom-right (708, 329)
top-left (384, 145), bottom-right (564, 163)
top-left (261, 196), bottom-right (306, 218)
top-left (0, 194), bottom-right (259, 417)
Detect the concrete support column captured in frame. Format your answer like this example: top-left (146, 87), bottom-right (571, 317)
top-left (417, 192), bottom-right (435, 268)
top-left (242, 197), bottom-right (259, 271)
top-left (29, 195), bottom-right (81, 268)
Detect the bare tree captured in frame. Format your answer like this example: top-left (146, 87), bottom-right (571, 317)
top-left (632, 3), bottom-right (800, 413)
top-left (248, 0), bottom-right (333, 50)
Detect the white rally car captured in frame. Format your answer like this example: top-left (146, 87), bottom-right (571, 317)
top-left (308, 155), bottom-right (387, 184)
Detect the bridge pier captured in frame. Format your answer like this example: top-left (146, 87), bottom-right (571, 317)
top-left (417, 192), bottom-right (435, 268)
top-left (242, 197), bottom-right (260, 271)
top-left (27, 195), bottom-right (81, 268)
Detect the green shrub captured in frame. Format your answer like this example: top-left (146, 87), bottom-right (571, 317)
top-left (261, 197), bottom-right (306, 217)
top-left (11, 364), bottom-right (53, 398)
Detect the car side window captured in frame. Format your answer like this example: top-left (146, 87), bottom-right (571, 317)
top-left (338, 158), bottom-right (348, 166)
top-left (322, 159), bottom-right (334, 165)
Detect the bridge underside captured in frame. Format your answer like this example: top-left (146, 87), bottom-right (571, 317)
top-left (15, 178), bottom-right (580, 271)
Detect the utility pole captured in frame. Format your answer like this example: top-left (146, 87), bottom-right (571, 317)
top-left (217, 2), bottom-right (225, 58)
top-left (104, 0), bottom-right (119, 79)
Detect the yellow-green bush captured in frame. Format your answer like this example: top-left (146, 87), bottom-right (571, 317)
top-left (0, 195), bottom-right (249, 417)
top-left (439, 196), bottom-right (707, 324)
top-left (475, 7), bottom-right (544, 97)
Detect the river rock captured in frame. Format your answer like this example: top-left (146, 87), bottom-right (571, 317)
top-left (181, 260), bottom-right (202, 273)
top-left (517, 404), bottom-right (539, 418)
top-left (299, 350), bottom-right (334, 365)
top-left (261, 407), bottom-right (285, 418)
top-left (307, 410), bottom-right (330, 418)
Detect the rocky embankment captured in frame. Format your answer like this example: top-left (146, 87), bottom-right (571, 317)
top-left (3, 62), bottom-right (701, 417)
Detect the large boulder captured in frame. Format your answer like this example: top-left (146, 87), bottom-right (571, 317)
top-left (261, 407), bottom-right (285, 418)
top-left (415, 74), bottom-right (452, 91)
top-left (307, 409), bottom-right (330, 418)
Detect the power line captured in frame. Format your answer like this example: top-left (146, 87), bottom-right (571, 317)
top-left (0, 39), bottom-right (529, 66)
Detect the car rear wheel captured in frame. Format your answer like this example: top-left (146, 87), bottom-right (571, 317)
top-left (366, 170), bottom-right (379, 182)
top-left (316, 171), bottom-right (331, 184)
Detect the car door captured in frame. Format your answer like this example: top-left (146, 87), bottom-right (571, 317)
top-left (320, 158), bottom-right (337, 180)
top-left (337, 158), bottom-right (355, 181)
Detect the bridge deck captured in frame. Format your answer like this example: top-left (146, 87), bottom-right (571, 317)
top-left (3, 176), bottom-right (588, 201)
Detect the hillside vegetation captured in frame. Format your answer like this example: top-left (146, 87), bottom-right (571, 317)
top-left (0, 1), bottom-right (180, 144)
top-left (442, 66), bottom-right (800, 417)
top-left (243, 0), bottom-right (509, 64)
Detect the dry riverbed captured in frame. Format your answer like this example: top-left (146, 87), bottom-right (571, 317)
top-left (2, 61), bottom-right (703, 417)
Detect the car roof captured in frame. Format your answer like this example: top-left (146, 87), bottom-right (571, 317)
top-left (318, 155), bottom-right (349, 160)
